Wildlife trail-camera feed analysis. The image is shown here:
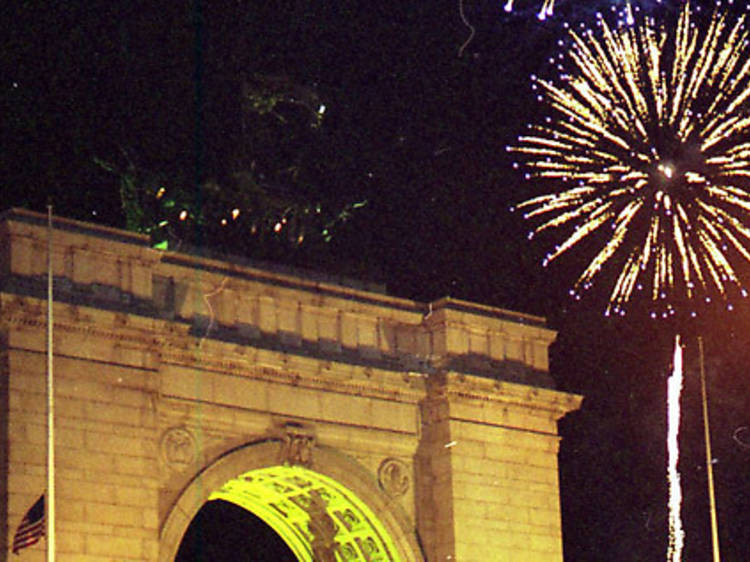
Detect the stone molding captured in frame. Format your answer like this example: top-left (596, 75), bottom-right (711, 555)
top-left (159, 346), bottom-right (427, 405)
top-left (429, 371), bottom-right (582, 421)
top-left (1, 293), bottom-right (162, 348)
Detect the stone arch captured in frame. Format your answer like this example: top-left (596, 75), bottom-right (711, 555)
top-left (159, 439), bottom-right (423, 561)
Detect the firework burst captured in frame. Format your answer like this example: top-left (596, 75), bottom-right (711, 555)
top-left (511, 2), bottom-right (750, 317)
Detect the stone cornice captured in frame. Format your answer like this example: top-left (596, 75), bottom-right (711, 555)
top-left (0, 292), bottom-right (163, 350)
top-left (434, 371), bottom-right (582, 420)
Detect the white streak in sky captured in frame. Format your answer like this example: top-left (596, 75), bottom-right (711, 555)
top-left (667, 335), bottom-right (685, 561)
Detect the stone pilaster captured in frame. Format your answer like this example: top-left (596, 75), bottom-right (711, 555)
top-left (417, 372), bottom-right (581, 561)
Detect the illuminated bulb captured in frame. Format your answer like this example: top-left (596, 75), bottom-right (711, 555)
top-left (156, 187), bottom-right (166, 199)
top-left (179, 210), bottom-right (188, 221)
top-left (232, 208), bottom-right (240, 220)
top-left (274, 222), bottom-right (282, 233)
top-left (221, 219), bottom-right (227, 226)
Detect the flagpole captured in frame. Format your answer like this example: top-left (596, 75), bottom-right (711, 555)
top-left (698, 337), bottom-right (721, 561)
top-left (46, 205), bottom-right (55, 562)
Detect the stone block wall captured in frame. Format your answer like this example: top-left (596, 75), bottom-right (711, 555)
top-left (2, 299), bottom-right (161, 561)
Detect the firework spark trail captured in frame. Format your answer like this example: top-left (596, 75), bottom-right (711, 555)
top-left (667, 335), bottom-right (685, 561)
top-left (504, 0), bottom-right (555, 20)
top-left (510, 3), bottom-right (750, 317)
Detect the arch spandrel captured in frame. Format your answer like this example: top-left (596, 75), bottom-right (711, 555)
top-left (159, 440), bottom-right (424, 562)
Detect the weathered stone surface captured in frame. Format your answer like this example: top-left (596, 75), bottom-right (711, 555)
top-left (0, 208), bottom-right (581, 561)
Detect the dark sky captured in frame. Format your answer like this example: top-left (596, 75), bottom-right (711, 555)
top-left (3, 1), bottom-right (750, 560)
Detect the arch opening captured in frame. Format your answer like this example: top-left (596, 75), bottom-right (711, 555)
top-left (175, 465), bottom-right (403, 562)
top-left (175, 499), bottom-right (297, 561)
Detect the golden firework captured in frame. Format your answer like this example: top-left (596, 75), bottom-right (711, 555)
top-left (511, 2), bottom-right (750, 316)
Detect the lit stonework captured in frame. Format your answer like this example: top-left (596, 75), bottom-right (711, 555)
top-left (0, 208), bottom-right (581, 561)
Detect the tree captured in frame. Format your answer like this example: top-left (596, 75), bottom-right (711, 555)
top-left (94, 73), bottom-right (365, 264)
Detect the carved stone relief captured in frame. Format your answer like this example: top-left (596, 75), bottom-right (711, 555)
top-left (277, 422), bottom-right (316, 467)
top-left (160, 426), bottom-right (197, 471)
top-left (378, 458), bottom-right (410, 498)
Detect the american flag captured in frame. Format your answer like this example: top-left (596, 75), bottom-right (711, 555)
top-left (12, 495), bottom-right (44, 555)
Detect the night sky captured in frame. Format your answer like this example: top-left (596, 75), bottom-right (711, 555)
top-left (3, 1), bottom-right (750, 559)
